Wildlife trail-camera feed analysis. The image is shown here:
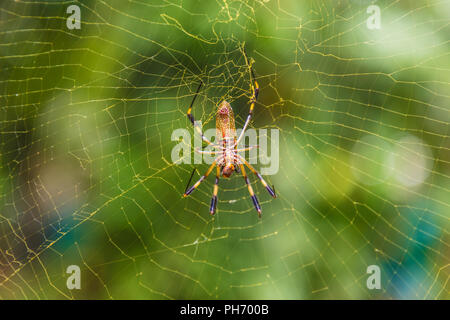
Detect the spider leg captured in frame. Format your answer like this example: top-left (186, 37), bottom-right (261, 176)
top-left (239, 163), bottom-right (262, 218)
top-left (187, 82), bottom-right (218, 147)
top-left (194, 148), bottom-right (220, 155)
top-left (184, 160), bottom-right (217, 197)
top-left (238, 155), bottom-right (276, 198)
top-left (209, 166), bottom-right (220, 215)
top-left (234, 47), bottom-right (259, 148)
top-left (235, 145), bottom-right (259, 152)
top-left (184, 167), bottom-right (198, 194)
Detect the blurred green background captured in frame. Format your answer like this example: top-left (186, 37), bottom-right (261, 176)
top-left (0, 0), bottom-right (449, 299)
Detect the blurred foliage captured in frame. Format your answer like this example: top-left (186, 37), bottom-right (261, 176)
top-left (0, 0), bottom-right (448, 299)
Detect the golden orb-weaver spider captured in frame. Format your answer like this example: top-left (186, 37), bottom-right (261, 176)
top-left (183, 49), bottom-right (276, 218)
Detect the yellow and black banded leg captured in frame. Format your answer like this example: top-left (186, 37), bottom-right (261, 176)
top-left (186, 82), bottom-right (215, 147)
top-left (235, 145), bottom-right (259, 153)
top-left (184, 161), bottom-right (217, 197)
top-left (209, 166), bottom-right (220, 215)
top-left (239, 164), bottom-right (262, 218)
top-left (235, 48), bottom-right (260, 146)
top-left (239, 155), bottom-right (276, 198)
top-left (186, 82), bottom-right (202, 124)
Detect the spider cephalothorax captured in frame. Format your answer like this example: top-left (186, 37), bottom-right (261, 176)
top-left (221, 163), bottom-right (235, 178)
top-left (183, 49), bottom-right (276, 218)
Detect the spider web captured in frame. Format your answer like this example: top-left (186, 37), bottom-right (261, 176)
top-left (0, 0), bottom-right (449, 299)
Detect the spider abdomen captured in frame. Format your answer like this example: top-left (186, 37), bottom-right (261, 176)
top-left (216, 101), bottom-right (236, 141)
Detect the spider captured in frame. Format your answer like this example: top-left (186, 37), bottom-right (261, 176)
top-left (183, 49), bottom-right (276, 218)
